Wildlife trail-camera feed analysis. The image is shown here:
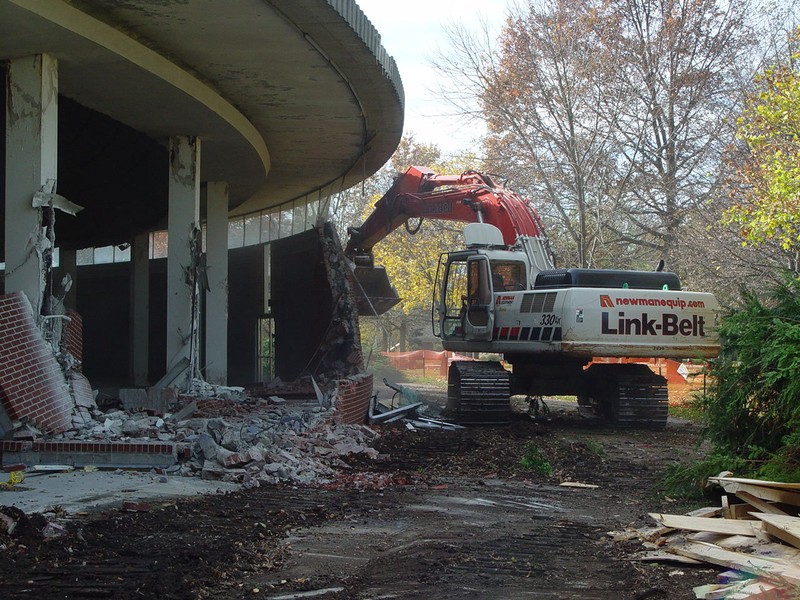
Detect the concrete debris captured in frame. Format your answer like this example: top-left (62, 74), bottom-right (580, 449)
top-left (41, 522), bottom-right (67, 539)
top-left (13, 423), bottom-right (42, 441)
top-left (121, 501), bottom-right (151, 513)
top-left (0, 512), bottom-right (18, 535)
top-left (6, 376), bottom-right (388, 487)
top-left (168, 400), bottom-right (197, 423)
top-left (187, 380), bottom-right (247, 402)
top-left (32, 464), bottom-right (74, 473)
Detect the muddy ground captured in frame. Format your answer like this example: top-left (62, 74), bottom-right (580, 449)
top-left (0, 387), bottom-right (720, 600)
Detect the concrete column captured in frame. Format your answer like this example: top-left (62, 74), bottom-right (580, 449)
top-left (131, 232), bottom-right (150, 386)
top-left (4, 54), bottom-right (58, 317)
top-left (59, 248), bottom-right (77, 310)
top-left (204, 182), bottom-right (229, 385)
top-left (166, 136), bottom-right (201, 375)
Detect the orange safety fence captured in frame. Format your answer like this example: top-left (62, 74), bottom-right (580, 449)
top-left (381, 350), bottom-right (474, 378)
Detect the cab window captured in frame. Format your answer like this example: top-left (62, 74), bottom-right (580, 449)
top-left (491, 261), bottom-right (526, 291)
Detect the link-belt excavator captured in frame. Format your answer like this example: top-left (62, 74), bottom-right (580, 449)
top-left (345, 166), bottom-right (720, 429)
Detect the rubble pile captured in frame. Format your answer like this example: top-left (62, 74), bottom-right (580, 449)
top-left (9, 377), bottom-right (386, 487)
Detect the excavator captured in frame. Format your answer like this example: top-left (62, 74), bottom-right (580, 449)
top-left (345, 166), bottom-right (720, 429)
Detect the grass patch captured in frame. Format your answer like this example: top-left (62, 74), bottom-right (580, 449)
top-left (668, 402), bottom-right (703, 422)
top-left (392, 369), bottom-right (447, 386)
top-left (519, 443), bottom-right (553, 476)
top-left (583, 439), bottom-right (605, 457)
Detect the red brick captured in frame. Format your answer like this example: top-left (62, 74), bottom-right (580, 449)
top-left (0, 292), bottom-right (72, 434)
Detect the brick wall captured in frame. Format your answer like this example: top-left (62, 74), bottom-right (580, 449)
top-left (333, 373), bottom-right (373, 425)
top-left (0, 292), bottom-right (73, 433)
top-left (63, 309), bottom-right (83, 369)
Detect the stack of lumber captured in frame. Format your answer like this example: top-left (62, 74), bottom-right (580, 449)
top-left (613, 476), bottom-right (800, 599)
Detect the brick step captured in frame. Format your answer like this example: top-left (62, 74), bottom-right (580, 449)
top-left (0, 440), bottom-right (179, 469)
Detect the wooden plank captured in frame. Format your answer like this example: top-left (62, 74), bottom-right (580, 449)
top-left (735, 491), bottom-right (789, 516)
top-left (559, 481), bottom-right (599, 489)
top-left (726, 580), bottom-right (783, 600)
top-left (751, 540), bottom-right (800, 563)
top-left (718, 535), bottom-right (762, 550)
top-left (727, 503), bottom-right (761, 520)
top-left (635, 550), bottom-right (703, 564)
top-left (689, 531), bottom-right (735, 544)
top-left (694, 580), bottom-right (772, 600)
top-left (643, 506), bottom-right (722, 541)
top-left (752, 513), bottom-right (800, 550)
top-left (670, 542), bottom-right (800, 586)
top-left (688, 532), bottom-right (761, 551)
top-left (693, 582), bottom-right (735, 599)
top-left (687, 506), bottom-right (726, 518)
top-left (649, 513), bottom-right (762, 536)
top-left (708, 477), bottom-right (800, 491)
top-left (714, 482), bottom-right (800, 508)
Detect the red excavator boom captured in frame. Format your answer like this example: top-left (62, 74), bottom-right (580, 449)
top-left (345, 166), bottom-right (547, 264)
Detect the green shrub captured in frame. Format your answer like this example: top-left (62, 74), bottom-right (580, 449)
top-left (698, 274), bottom-right (800, 468)
top-left (757, 432), bottom-right (800, 482)
top-left (660, 453), bottom-right (755, 501)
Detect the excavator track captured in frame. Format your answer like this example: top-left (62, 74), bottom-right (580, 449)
top-left (446, 361), bottom-right (511, 425)
top-left (581, 363), bottom-right (668, 430)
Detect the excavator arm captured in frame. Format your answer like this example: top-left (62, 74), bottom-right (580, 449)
top-left (344, 166), bottom-right (550, 316)
top-left (345, 166), bottom-right (546, 265)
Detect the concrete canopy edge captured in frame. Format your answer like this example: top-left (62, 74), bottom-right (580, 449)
top-left (2, 0), bottom-right (403, 218)
top-left (8, 0), bottom-right (270, 179)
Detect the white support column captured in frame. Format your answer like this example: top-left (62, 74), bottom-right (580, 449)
top-left (166, 136), bottom-right (201, 376)
top-left (4, 54), bottom-right (58, 316)
top-left (131, 232), bottom-right (150, 386)
top-left (204, 182), bottom-right (229, 385)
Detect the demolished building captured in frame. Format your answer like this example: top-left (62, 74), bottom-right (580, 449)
top-left (0, 0), bottom-right (403, 471)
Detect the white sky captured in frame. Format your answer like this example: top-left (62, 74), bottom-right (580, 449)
top-left (355, 0), bottom-right (509, 157)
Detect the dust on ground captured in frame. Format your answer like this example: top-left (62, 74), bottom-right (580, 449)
top-left (0, 380), bottom-right (717, 600)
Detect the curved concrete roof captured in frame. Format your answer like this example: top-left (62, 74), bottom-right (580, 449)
top-left (0, 0), bottom-right (404, 217)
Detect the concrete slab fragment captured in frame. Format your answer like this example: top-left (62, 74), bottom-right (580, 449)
top-left (1, 468), bottom-right (238, 515)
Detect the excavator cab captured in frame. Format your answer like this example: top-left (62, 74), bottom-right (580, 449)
top-left (434, 251), bottom-right (495, 342)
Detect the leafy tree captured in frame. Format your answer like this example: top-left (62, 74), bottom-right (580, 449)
top-left (727, 45), bottom-right (800, 255)
top-left (673, 191), bottom-right (795, 304)
top-left (487, 0), bottom-right (624, 268)
top-left (601, 0), bottom-right (753, 274)
top-left (435, 0), bottom-right (626, 268)
top-left (432, 0), bottom-right (754, 279)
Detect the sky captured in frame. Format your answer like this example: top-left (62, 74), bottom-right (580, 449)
top-left (355, 0), bottom-right (509, 158)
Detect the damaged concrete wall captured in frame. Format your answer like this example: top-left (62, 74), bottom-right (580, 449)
top-left (0, 292), bottom-right (72, 433)
top-left (270, 223), bottom-right (364, 383)
top-left (3, 223), bottom-right (362, 400)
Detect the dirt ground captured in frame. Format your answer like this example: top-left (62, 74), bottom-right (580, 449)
top-left (0, 385), bottom-right (720, 600)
